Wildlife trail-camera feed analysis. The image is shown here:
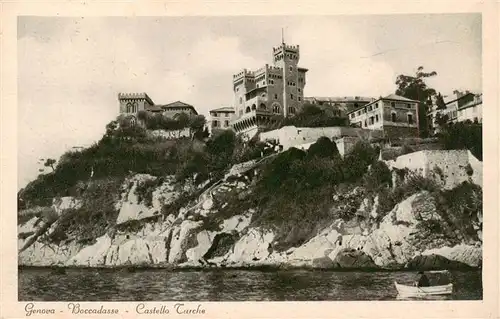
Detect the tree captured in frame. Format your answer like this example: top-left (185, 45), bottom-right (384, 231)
top-left (435, 112), bottom-right (449, 129)
top-left (44, 158), bottom-right (56, 171)
top-left (438, 122), bottom-right (482, 161)
top-left (395, 66), bottom-right (438, 137)
top-left (436, 92), bottom-right (447, 110)
top-left (189, 115), bottom-right (206, 132)
top-left (307, 137), bottom-right (341, 159)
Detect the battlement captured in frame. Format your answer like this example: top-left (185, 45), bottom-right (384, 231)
top-left (255, 65), bottom-right (268, 76)
top-left (273, 43), bottom-right (300, 53)
top-left (233, 68), bottom-right (256, 80)
top-left (268, 66), bottom-right (282, 72)
top-left (118, 92), bottom-right (154, 105)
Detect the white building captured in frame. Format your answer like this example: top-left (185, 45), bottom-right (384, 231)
top-left (208, 107), bottom-right (236, 133)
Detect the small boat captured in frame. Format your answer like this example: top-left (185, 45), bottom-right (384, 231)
top-left (394, 281), bottom-right (453, 297)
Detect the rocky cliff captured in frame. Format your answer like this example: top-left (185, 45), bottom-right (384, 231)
top-left (18, 163), bottom-right (482, 270)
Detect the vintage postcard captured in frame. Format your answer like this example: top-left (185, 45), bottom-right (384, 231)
top-left (1, 1), bottom-right (498, 318)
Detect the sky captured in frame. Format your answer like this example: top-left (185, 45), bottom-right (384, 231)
top-left (17, 14), bottom-right (482, 189)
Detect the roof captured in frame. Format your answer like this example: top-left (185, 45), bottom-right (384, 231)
top-left (458, 94), bottom-right (482, 110)
top-left (157, 101), bottom-right (198, 114)
top-left (444, 92), bottom-right (476, 105)
top-left (305, 96), bottom-right (374, 103)
top-left (210, 107), bottom-right (235, 113)
top-left (383, 94), bottom-right (420, 103)
top-left (145, 105), bottom-right (163, 112)
top-left (346, 94), bottom-right (420, 114)
top-left (298, 67), bottom-right (309, 72)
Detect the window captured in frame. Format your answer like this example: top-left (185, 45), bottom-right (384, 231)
top-left (251, 104), bottom-right (256, 110)
top-left (368, 105), bottom-right (372, 111)
top-left (407, 103), bottom-right (411, 108)
top-left (213, 112), bottom-right (218, 117)
top-left (225, 113), bottom-right (229, 117)
top-left (407, 114), bottom-right (413, 124)
top-left (289, 66), bottom-right (293, 71)
top-left (224, 120), bottom-right (229, 127)
top-left (298, 88), bottom-right (301, 93)
top-left (391, 102), bottom-right (395, 107)
top-left (391, 112), bottom-right (397, 122)
top-left (236, 87), bottom-right (239, 92)
top-left (288, 107), bottom-right (296, 114)
top-left (364, 120), bottom-right (367, 127)
top-left (375, 114), bottom-right (379, 122)
top-left (291, 94), bottom-right (294, 100)
top-left (298, 97), bottom-right (301, 102)
top-left (370, 116), bottom-right (374, 125)
top-left (212, 120), bottom-right (219, 127)
top-left (273, 105), bottom-right (280, 113)
top-left (274, 93), bottom-right (278, 100)
top-left (246, 107), bottom-right (251, 113)
top-left (263, 81), bottom-right (266, 85)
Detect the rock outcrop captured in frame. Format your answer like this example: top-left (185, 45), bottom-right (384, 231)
top-left (18, 167), bottom-right (482, 270)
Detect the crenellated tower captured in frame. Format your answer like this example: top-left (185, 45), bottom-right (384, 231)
top-left (118, 92), bottom-right (155, 115)
top-left (230, 33), bottom-right (308, 137)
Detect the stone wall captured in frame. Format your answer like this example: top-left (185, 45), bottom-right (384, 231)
top-left (259, 126), bottom-right (383, 151)
top-left (387, 150), bottom-right (482, 189)
top-left (149, 128), bottom-right (191, 139)
top-left (383, 125), bottom-right (419, 139)
top-left (334, 136), bottom-right (359, 157)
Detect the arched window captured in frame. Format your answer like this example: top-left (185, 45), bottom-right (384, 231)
top-left (126, 103), bottom-right (133, 113)
top-left (288, 107), bottom-right (296, 114)
top-left (133, 101), bottom-right (138, 113)
top-left (391, 112), bottom-right (397, 122)
top-left (273, 104), bottom-right (281, 114)
top-left (251, 104), bottom-right (256, 110)
top-left (259, 103), bottom-right (267, 110)
top-left (129, 117), bottom-right (137, 126)
top-left (246, 106), bottom-right (251, 113)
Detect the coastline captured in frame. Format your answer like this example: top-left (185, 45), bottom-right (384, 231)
top-left (18, 263), bottom-right (480, 272)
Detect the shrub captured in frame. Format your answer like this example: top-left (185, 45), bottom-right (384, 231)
top-left (45, 177), bottom-right (123, 245)
top-left (307, 136), bottom-right (341, 159)
top-left (363, 161), bottom-right (392, 191)
top-left (135, 177), bottom-right (163, 207)
top-left (438, 122), bottom-right (482, 160)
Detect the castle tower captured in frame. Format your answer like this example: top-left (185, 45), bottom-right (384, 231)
top-left (230, 34), bottom-right (308, 137)
top-left (118, 92), bottom-right (155, 115)
top-left (272, 39), bottom-right (304, 117)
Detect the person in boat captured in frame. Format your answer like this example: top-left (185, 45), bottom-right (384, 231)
top-left (415, 271), bottom-right (430, 287)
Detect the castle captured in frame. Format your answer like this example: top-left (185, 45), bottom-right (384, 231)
top-left (118, 93), bottom-right (198, 125)
top-left (229, 39), bottom-right (308, 136)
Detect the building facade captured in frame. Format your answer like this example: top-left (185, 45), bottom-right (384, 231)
top-left (231, 41), bottom-right (308, 137)
top-left (209, 107), bottom-right (236, 133)
top-left (346, 94), bottom-right (420, 138)
top-left (118, 93), bottom-right (198, 121)
top-left (457, 93), bottom-right (482, 123)
top-left (427, 91), bottom-right (482, 135)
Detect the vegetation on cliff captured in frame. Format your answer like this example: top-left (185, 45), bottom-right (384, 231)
top-left (18, 113), bottom-right (482, 257)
